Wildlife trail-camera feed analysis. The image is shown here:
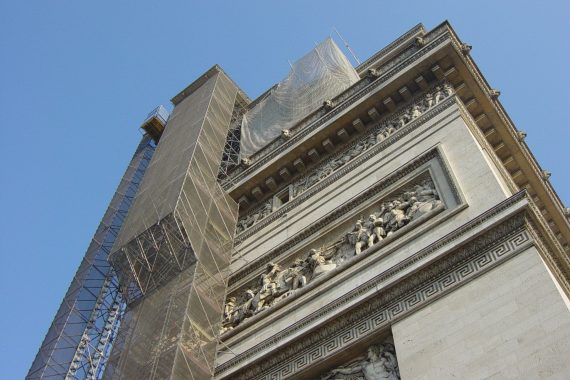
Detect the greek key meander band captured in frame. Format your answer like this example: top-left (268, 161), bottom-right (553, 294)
top-left (218, 211), bottom-right (530, 379)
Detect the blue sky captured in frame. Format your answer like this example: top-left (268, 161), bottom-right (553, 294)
top-left (1, 1), bottom-right (569, 378)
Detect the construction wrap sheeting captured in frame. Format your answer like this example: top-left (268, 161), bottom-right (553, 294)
top-left (239, 38), bottom-right (359, 158)
top-left (105, 67), bottom-right (240, 379)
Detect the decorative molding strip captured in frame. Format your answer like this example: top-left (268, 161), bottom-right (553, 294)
top-left (228, 147), bottom-right (457, 288)
top-left (222, 27), bottom-right (452, 189)
top-left (221, 214), bottom-right (530, 379)
top-left (216, 191), bottom-right (528, 377)
top-left (524, 200), bottom-right (570, 296)
top-left (446, 25), bottom-right (570, 250)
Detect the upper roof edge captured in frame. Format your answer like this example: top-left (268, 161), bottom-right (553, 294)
top-left (171, 64), bottom-right (251, 106)
top-left (356, 23), bottom-right (426, 75)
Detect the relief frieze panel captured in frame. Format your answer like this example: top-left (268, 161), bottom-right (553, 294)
top-left (223, 178), bottom-right (444, 333)
top-left (291, 83), bottom-right (453, 200)
top-left (229, 147), bottom-right (462, 291)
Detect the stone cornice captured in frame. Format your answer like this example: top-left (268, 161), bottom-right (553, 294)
top-left (216, 192), bottom-right (531, 379)
top-left (443, 23), bottom-right (570, 252)
top-left (454, 96), bottom-right (519, 193)
top-left (452, 93), bottom-right (570, 290)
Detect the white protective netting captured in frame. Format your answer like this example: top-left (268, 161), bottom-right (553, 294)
top-left (239, 38), bottom-right (360, 158)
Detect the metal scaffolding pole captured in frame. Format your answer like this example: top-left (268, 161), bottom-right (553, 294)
top-left (27, 135), bottom-right (156, 380)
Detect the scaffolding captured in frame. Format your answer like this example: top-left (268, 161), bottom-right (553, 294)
top-left (141, 105), bottom-right (170, 143)
top-left (103, 67), bottom-right (240, 379)
top-left (26, 134), bottom-right (157, 380)
top-left (217, 92), bottom-right (249, 181)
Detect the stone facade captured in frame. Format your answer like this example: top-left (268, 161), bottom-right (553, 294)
top-left (29, 21), bottom-right (570, 380)
top-left (214, 22), bottom-right (570, 380)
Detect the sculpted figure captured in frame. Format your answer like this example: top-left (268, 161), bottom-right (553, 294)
top-left (315, 164), bottom-right (330, 180)
top-left (380, 343), bottom-right (399, 377)
top-left (308, 171), bottom-right (320, 185)
top-left (310, 248), bottom-right (337, 277)
top-left (328, 158), bottom-right (345, 173)
top-left (223, 297), bottom-right (236, 324)
top-left (236, 200), bottom-right (272, 234)
top-left (376, 127), bottom-right (389, 143)
top-left (220, 298), bottom-right (238, 333)
top-left (383, 201), bottom-right (410, 235)
top-left (366, 133), bottom-right (377, 146)
top-left (389, 119), bottom-right (400, 130)
top-left (424, 92), bottom-right (434, 108)
top-left (241, 289), bottom-right (258, 317)
top-left (349, 140), bottom-right (367, 158)
top-left (434, 86), bottom-right (446, 103)
top-left (415, 181), bottom-right (439, 201)
top-left (366, 214), bottom-right (386, 247)
top-left (235, 218), bottom-right (248, 234)
top-left (349, 220), bottom-right (369, 255)
top-left (405, 181), bottom-right (442, 220)
top-left (260, 201), bottom-right (273, 218)
top-left (295, 171), bottom-right (320, 196)
top-left (376, 122), bottom-right (397, 143)
top-left (443, 82), bottom-right (454, 97)
top-left (397, 113), bottom-right (407, 128)
top-left (322, 343), bottom-right (400, 380)
top-left (410, 104), bottom-right (422, 119)
top-left (272, 265), bottom-right (299, 296)
top-left (324, 139), bottom-right (367, 180)
top-left (285, 258), bottom-right (310, 290)
top-left (252, 263), bottom-right (281, 313)
top-left (224, 290), bottom-right (255, 329)
top-left (281, 129), bottom-right (292, 139)
top-left (260, 263), bottom-right (280, 291)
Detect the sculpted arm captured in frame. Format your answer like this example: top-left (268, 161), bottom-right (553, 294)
top-left (328, 364), bottom-right (363, 375)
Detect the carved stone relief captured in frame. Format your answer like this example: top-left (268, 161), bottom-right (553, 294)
top-left (321, 341), bottom-right (400, 380)
top-left (235, 82), bottom-right (454, 235)
top-left (222, 179), bottom-right (443, 332)
top-left (235, 199), bottom-right (273, 234)
top-left (291, 83), bottom-right (453, 199)
top-left (218, 208), bottom-right (530, 380)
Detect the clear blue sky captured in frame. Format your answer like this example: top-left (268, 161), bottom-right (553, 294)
top-left (1, 1), bottom-right (568, 378)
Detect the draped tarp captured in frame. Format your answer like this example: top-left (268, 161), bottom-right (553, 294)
top-left (240, 38), bottom-right (359, 158)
